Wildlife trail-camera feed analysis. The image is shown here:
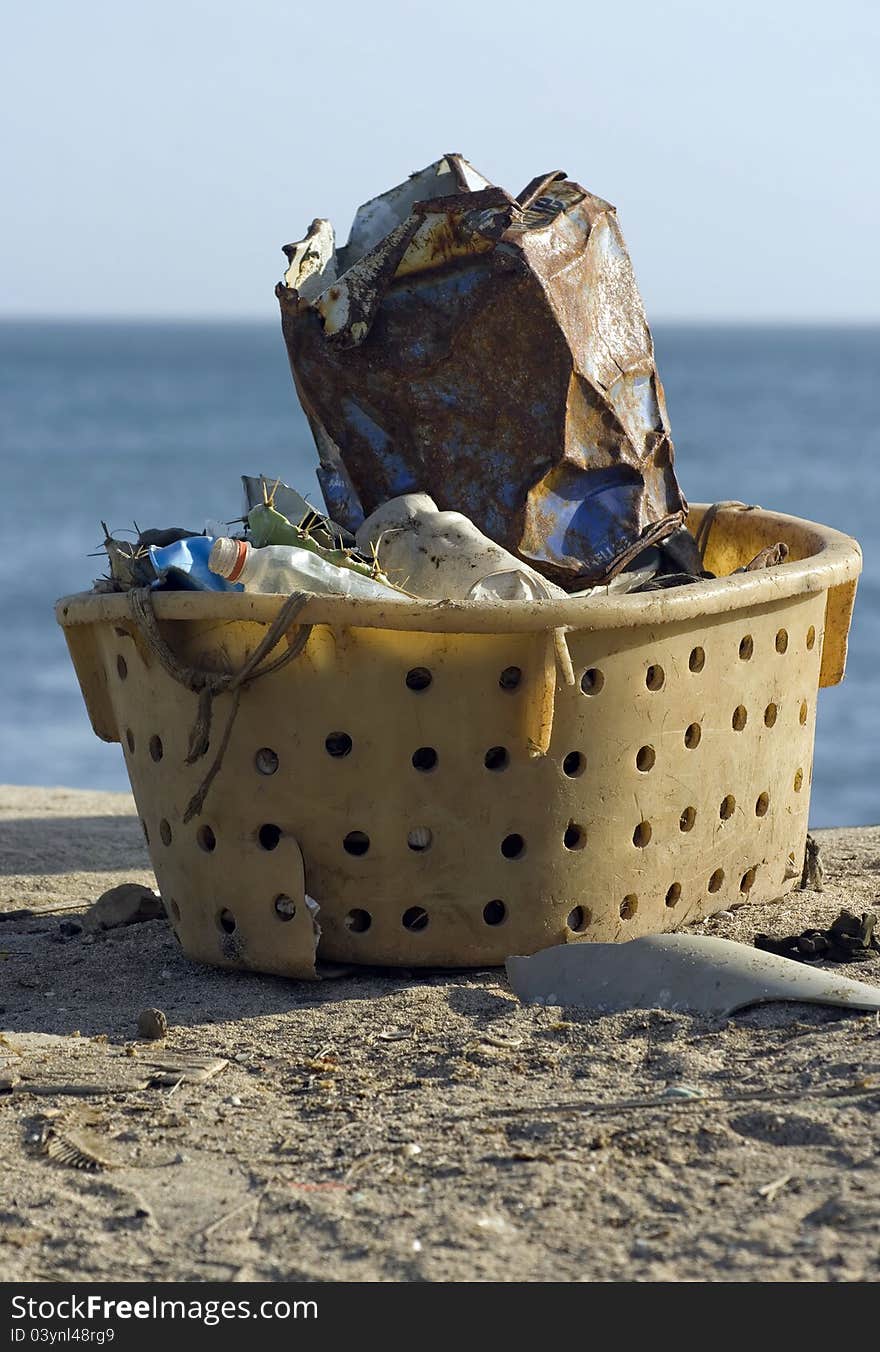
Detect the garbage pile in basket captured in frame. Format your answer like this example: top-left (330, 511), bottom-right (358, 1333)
top-left (94, 155), bottom-right (789, 602)
top-left (96, 477), bottom-right (723, 602)
top-left (58, 152), bottom-right (865, 997)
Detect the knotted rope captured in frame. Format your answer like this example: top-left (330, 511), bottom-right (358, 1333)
top-left (127, 587), bottom-right (313, 822)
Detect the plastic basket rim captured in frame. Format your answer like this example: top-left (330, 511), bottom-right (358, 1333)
top-left (56, 504), bottom-right (861, 637)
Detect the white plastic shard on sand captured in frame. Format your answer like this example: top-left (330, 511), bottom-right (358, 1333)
top-left (505, 934), bottom-right (880, 1017)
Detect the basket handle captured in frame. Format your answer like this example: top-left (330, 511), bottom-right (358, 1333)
top-left (526, 627), bottom-right (575, 757)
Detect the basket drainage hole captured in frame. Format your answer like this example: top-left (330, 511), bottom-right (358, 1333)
top-left (581, 667), bottom-right (604, 695)
top-left (567, 906), bottom-right (591, 933)
top-left (732, 705), bottom-right (748, 731)
top-left (256, 746), bottom-right (280, 774)
top-left (501, 833), bottom-right (525, 860)
top-left (169, 899), bottom-right (181, 922)
top-left (325, 732), bottom-right (352, 758)
top-left (776, 628), bottom-right (789, 653)
top-left (483, 900), bottom-right (507, 926)
top-left (159, 819), bottom-right (172, 847)
top-left (407, 827), bottom-right (433, 852)
top-left (499, 666), bottom-right (522, 691)
top-left (116, 655), bottom-right (128, 681)
top-left (764, 703), bottom-right (778, 728)
top-left (141, 820), bottom-right (150, 845)
top-left (258, 823), bottom-right (282, 851)
top-left (345, 908), bottom-right (372, 933)
top-left (806, 625), bottom-right (816, 650)
top-left (708, 868), bottom-right (725, 893)
top-left (645, 664), bottom-right (665, 691)
top-left (633, 821), bottom-right (652, 848)
top-left (563, 822), bottom-right (586, 851)
top-left (217, 909), bottom-right (236, 934)
top-left (799, 700), bottom-right (808, 725)
top-left (684, 723), bottom-right (701, 750)
top-left (739, 635), bottom-right (754, 660)
top-left (405, 667), bottom-right (432, 692)
top-left (413, 746), bottom-right (438, 771)
top-left (794, 768), bottom-right (804, 792)
top-left (755, 791), bottom-right (770, 816)
top-left (665, 883), bottom-right (682, 908)
top-left (620, 895), bottom-right (638, 920)
top-left (689, 646), bottom-right (705, 673)
top-left (343, 830), bottom-right (370, 856)
top-left (484, 746), bottom-right (509, 771)
top-left (740, 867), bottom-right (758, 894)
top-left (274, 894), bottom-right (297, 921)
top-left (680, 806), bottom-right (697, 832)
top-left (636, 745), bottom-right (655, 772)
top-left (719, 794), bottom-right (736, 821)
top-left (562, 751), bottom-right (585, 777)
top-left (149, 735), bottom-right (163, 762)
top-left (197, 825), bottom-right (216, 853)
top-left (402, 906), bottom-right (429, 932)
top-left (125, 728), bottom-right (135, 753)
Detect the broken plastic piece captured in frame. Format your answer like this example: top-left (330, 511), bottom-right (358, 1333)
top-left (505, 934), bottom-right (880, 1016)
top-left (277, 154), bottom-right (686, 588)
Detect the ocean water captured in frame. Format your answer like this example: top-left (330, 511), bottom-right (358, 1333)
top-left (0, 321), bottom-right (876, 827)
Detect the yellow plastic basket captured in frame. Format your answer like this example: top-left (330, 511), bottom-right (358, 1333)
top-left (57, 505), bottom-right (861, 977)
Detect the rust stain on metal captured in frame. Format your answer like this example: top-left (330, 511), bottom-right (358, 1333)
top-left (276, 154), bottom-right (686, 588)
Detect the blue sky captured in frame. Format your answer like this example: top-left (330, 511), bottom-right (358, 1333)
top-left (2, 0), bottom-right (877, 320)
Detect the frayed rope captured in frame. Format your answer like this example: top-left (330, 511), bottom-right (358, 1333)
top-left (127, 588), bottom-right (313, 821)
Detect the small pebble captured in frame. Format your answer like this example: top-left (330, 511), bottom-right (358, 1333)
top-left (225, 1095), bottom-right (243, 1107)
top-left (137, 1008), bottom-right (169, 1040)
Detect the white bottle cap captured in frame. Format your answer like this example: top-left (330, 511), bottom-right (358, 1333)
top-left (209, 537), bottom-right (250, 582)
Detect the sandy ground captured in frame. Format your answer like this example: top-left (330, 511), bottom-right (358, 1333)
top-left (1, 784), bottom-right (879, 1284)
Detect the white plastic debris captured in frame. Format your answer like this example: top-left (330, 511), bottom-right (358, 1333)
top-left (506, 934), bottom-right (880, 1017)
top-left (356, 494), bottom-right (567, 601)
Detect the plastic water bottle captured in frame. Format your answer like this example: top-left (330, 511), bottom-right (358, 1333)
top-left (209, 538), bottom-right (409, 602)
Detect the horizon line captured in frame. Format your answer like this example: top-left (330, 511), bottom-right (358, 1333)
top-left (1, 314), bottom-right (880, 328)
